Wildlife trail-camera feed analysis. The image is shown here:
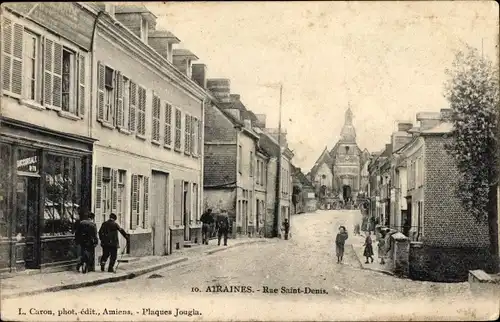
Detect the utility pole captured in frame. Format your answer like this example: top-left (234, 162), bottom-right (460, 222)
top-left (273, 84), bottom-right (283, 237)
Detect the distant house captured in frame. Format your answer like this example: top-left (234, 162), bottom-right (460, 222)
top-left (291, 165), bottom-right (317, 214)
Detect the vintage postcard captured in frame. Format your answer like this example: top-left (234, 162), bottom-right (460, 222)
top-left (0, 1), bottom-right (499, 321)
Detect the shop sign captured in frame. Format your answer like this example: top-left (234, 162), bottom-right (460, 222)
top-left (17, 156), bottom-right (38, 173)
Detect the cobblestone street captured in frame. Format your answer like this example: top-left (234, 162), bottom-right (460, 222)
top-left (2, 210), bottom-right (497, 321)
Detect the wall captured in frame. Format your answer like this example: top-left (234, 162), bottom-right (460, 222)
top-left (314, 163), bottom-right (333, 189)
top-left (204, 103), bottom-right (238, 142)
top-left (423, 136), bottom-right (489, 247)
top-left (203, 189), bottom-right (236, 220)
top-left (236, 131), bottom-right (257, 231)
top-left (409, 243), bottom-right (490, 282)
top-left (204, 145), bottom-right (237, 186)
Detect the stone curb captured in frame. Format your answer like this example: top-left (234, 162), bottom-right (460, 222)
top-left (3, 239), bottom-right (269, 299)
top-left (205, 239), bottom-right (268, 255)
top-left (349, 244), bottom-right (395, 277)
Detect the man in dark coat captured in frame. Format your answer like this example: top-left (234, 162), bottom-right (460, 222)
top-left (282, 218), bottom-right (290, 240)
top-left (200, 209), bottom-right (214, 245)
top-left (74, 212), bottom-right (98, 273)
top-left (215, 210), bottom-right (230, 246)
top-left (98, 213), bottom-right (129, 273)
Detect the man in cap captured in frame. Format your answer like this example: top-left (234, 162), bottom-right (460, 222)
top-left (98, 213), bottom-right (129, 273)
top-left (215, 210), bottom-right (230, 246)
top-left (75, 212), bottom-right (98, 273)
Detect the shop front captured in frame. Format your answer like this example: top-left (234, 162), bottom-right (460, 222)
top-left (0, 119), bottom-right (93, 274)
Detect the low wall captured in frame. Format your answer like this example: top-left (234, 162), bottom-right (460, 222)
top-left (190, 227), bottom-right (202, 244)
top-left (170, 227), bottom-right (185, 252)
top-left (128, 232), bottom-right (152, 257)
top-left (410, 243), bottom-right (491, 282)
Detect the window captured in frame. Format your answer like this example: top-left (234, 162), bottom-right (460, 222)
top-left (152, 94), bottom-right (161, 143)
top-left (250, 152), bottom-right (254, 177)
top-left (238, 145), bottom-right (243, 174)
top-left (174, 108), bottom-right (182, 150)
top-left (118, 76), bottom-right (129, 129)
top-left (137, 86), bottom-right (146, 136)
top-left (104, 66), bottom-right (115, 122)
top-left (193, 183), bottom-right (199, 221)
top-left (164, 103), bottom-right (172, 147)
top-left (117, 170), bottom-right (126, 228)
top-left (185, 114), bottom-right (191, 154)
top-left (61, 48), bottom-right (75, 113)
top-left (256, 160), bottom-right (260, 184)
top-left (2, 18), bottom-right (24, 96)
top-left (0, 144), bottom-right (11, 237)
top-left (23, 30), bottom-right (38, 101)
top-left (44, 154), bottom-right (82, 236)
top-left (130, 174), bottom-right (149, 229)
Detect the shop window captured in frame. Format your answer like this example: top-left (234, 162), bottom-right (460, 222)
top-left (44, 154), bottom-right (81, 236)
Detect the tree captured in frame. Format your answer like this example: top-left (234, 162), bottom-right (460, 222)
top-left (444, 45), bottom-right (499, 273)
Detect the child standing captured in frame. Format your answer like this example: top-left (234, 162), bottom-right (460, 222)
top-left (363, 231), bottom-right (374, 264)
top-left (335, 226), bottom-right (349, 263)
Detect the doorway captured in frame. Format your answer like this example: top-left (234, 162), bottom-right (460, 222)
top-left (183, 182), bottom-right (190, 241)
top-left (15, 175), bottom-right (40, 269)
top-left (342, 185), bottom-right (351, 202)
top-left (152, 171), bottom-right (169, 255)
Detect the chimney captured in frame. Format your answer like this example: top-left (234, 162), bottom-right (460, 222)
top-left (230, 94), bottom-right (241, 101)
top-left (391, 130), bottom-right (413, 152)
top-left (397, 122), bottom-right (413, 132)
top-left (115, 5), bottom-right (157, 44)
top-left (191, 64), bottom-right (208, 88)
top-left (254, 114), bottom-right (266, 128)
top-left (384, 143), bottom-right (392, 156)
top-left (440, 108), bottom-right (453, 122)
top-left (416, 112), bottom-right (441, 131)
top-left (243, 119), bottom-right (252, 129)
top-left (207, 79), bottom-right (231, 103)
top-left (148, 30), bottom-right (180, 63)
top-left (265, 128), bottom-right (288, 147)
top-left (173, 49), bottom-right (199, 78)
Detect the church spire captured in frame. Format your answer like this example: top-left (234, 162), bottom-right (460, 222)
top-left (340, 105), bottom-right (356, 143)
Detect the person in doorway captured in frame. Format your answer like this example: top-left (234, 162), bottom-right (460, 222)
top-left (363, 231), bottom-right (374, 264)
top-left (216, 210), bottom-right (230, 246)
top-left (74, 212), bottom-right (98, 274)
top-left (258, 218), bottom-right (265, 238)
top-left (403, 219), bottom-right (411, 238)
top-left (200, 209), bottom-right (214, 245)
top-left (98, 213), bottom-right (129, 273)
top-left (282, 218), bottom-right (290, 240)
top-left (369, 216), bottom-right (376, 234)
top-left (335, 226), bottom-right (349, 263)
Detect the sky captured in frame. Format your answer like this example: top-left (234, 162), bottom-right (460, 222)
top-left (145, 1), bottom-right (498, 171)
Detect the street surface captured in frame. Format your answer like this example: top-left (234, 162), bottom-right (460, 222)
top-left (2, 210), bottom-right (498, 321)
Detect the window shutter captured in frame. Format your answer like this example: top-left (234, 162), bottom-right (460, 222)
top-left (130, 174), bottom-right (138, 229)
top-left (115, 71), bottom-right (123, 127)
top-left (186, 183), bottom-right (191, 226)
top-left (191, 117), bottom-right (196, 154)
top-left (11, 23), bottom-right (24, 96)
top-left (52, 42), bottom-right (62, 108)
top-left (173, 179), bottom-right (182, 226)
top-left (77, 53), bottom-right (86, 117)
top-left (2, 17), bottom-right (13, 92)
top-left (184, 114), bottom-right (191, 153)
top-left (198, 118), bottom-right (202, 155)
top-left (143, 176), bottom-right (149, 229)
top-left (152, 95), bottom-right (160, 142)
top-left (97, 62), bottom-right (105, 121)
top-left (174, 109), bottom-right (182, 150)
top-left (43, 38), bottom-right (53, 106)
top-left (129, 81), bottom-right (137, 132)
top-left (137, 86), bottom-right (146, 135)
top-left (94, 166), bottom-right (103, 219)
top-left (164, 103), bottom-right (172, 146)
top-left (111, 169), bottom-right (118, 214)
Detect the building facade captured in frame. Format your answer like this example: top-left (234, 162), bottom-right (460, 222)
top-left (1, 3), bottom-right (95, 273)
top-left (309, 107), bottom-right (370, 209)
top-left (90, 4), bottom-right (206, 256)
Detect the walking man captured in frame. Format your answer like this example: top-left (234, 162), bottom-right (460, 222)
top-left (98, 213), bottom-right (129, 273)
top-left (282, 218), bottom-right (290, 240)
top-left (75, 212), bottom-right (98, 273)
top-left (216, 210), bottom-right (230, 246)
top-left (200, 209), bottom-right (214, 245)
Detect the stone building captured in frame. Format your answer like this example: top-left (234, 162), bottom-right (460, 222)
top-left (1, 3), bottom-right (96, 273)
top-left (291, 165), bottom-right (317, 214)
top-left (308, 107), bottom-right (370, 208)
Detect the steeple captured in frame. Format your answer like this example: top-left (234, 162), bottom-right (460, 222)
top-left (340, 105), bottom-right (356, 143)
